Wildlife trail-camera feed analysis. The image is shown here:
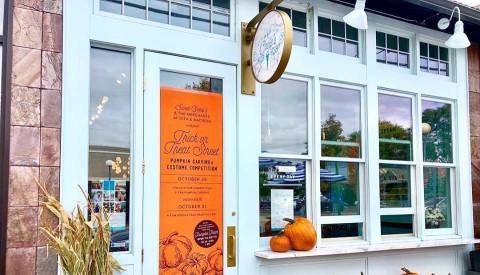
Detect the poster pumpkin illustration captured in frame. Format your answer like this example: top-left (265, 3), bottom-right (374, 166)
top-left (159, 87), bottom-right (223, 275)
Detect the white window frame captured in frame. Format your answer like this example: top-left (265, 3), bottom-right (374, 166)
top-left (417, 36), bottom-right (455, 81)
top-left (374, 25), bottom-right (415, 73)
top-left (316, 81), bottom-right (366, 243)
top-left (258, 74), bottom-right (313, 249)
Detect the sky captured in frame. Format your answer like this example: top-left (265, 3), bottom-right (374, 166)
top-left (454, 0), bottom-right (480, 7)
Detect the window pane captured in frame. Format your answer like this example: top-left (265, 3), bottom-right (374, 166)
top-left (420, 57), bottom-right (428, 72)
top-left (192, 8), bottom-right (211, 32)
top-left (381, 215), bottom-right (413, 235)
top-left (259, 1), bottom-right (268, 11)
top-left (322, 223), bottom-right (362, 238)
top-left (346, 25), bottom-right (358, 41)
top-left (193, 0), bottom-right (210, 8)
top-left (420, 42), bottom-right (428, 57)
top-left (318, 34), bottom-right (331, 52)
top-left (346, 41), bottom-right (358, 58)
top-left (89, 48), bottom-right (132, 252)
top-left (318, 17), bottom-right (331, 35)
top-left (100, 0), bottom-right (122, 14)
top-left (320, 162), bottom-right (360, 216)
top-left (332, 20), bottom-right (345, 38)
top-left (440, 47), bottom-right (449, 62)
top-left (386, 50), bottom-right (398, 65)
top-left (293, 29), bottom-right (307, 47)
top-left (292, 10), bottom-right (306, 29)
top-left (213, 0), bottom-right (229, 12)
top-left (376, 32), bottom-right (386, 47)
top-left (424, 167), bottom-right (452, 229)
top-left (321, 85), bottom-right (361, 158)
top-left (332, 37), bottom-right (345, 55)
top-left (398, 52), bottom-right (409, 68)
top-left (428, 59), bottom-right (439, 73)
top-left (171, 3), bottom-right (191, 28)
top-left (379, 164), bottom-right (411, 208)
top-left (422, 100), bottom-right (452, 163)
top-left (429, 44), bottom-right (439, 59)
top-left (160, 71), bottom-right (222, 93)
top-left (399, 37), bottom-right (409, 52)
top-left (387, 34), bottom-right (398, 50)
top-left (262, 79), bottom-right (308, 155)
top-left (259, 159), bottom-right (307, 237)
top-left (212, 12), bottom-right (229, 36)
top-left (124, 0), bottom-right (146, 19)
top-left (378, 94), bottom-right (412, 161)
top-left (376, 48), bottom-right (386, 63)
top-left (439, 62), bottom-right (449, 76)
top-left (148, 0), bottom-right (168, 23)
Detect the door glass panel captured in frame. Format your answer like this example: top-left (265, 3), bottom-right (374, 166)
top-left (159, 71), bottom-right (224, 273)
top-left (89, 48), bottom-right (132, 252)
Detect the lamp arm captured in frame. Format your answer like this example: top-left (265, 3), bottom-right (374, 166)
top-left (448, 6), bottom-right (461, 22)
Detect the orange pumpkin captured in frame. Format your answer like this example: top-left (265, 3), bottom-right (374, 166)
top-left (160, 232), bottom-right (192, 268)
top-left (269, 234), bottom-right (291, 252)
top-left (207, 248), bottom-right (222, 272)
top-left (179, 253), bottom-right (209, 275)
top-left (283, 217), bottom-right (317, 251)
top-left (204, 271), bottom-right (222, 275)
top-left (161, 268), bottom-right (183, 275)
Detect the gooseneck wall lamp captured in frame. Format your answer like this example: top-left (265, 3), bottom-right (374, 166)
top-left (438, 6), bottom-right (471, 49)
top-left (343, 0), bottom-right (368, 30)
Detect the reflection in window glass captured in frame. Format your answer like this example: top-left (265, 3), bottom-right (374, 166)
top-left (101, 0), bottom-right (231, 36)
top-left (261, 79), bottom-right (308, 155)
top-left (89, 48), bottom-right (132, 252)
top-left (424, 167), bottom-right (452, 229)
top-left (420, 42), bottom-right (449, 76)
top-left (378, 94), bottom-right (412, 161)
top-left (160, 71), bottom-right (223, 93)
top-left (321, 85), bottom-right (361, 158)
top-left (318, 16), bottom-right (359, 57)
top-left (422, 100), bottom-right (452, 163)
top-left (379, 164), bottom-right (411, 208)
top-left (320, 161), bottom-right (359, 216)
top-left (376, 31), bottom-right (410, 68)
top-left (259, 159), bottom-right (307, 237)
top-left (322, 223), bottom-right (362, 238)
top-left (124, 0), bottom-right (146, 19)
top-left (381, 215), bottom-right (413, 235)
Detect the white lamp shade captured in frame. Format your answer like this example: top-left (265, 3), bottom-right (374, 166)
top-left (445, 20), bottom-right (471, 48)
top-left (343, 0), bottom-right (368, 30)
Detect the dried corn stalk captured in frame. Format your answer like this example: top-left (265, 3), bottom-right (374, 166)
top-left (38, 183), bottom-right (124, 275)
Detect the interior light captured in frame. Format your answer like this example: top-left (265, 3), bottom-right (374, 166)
top-left (437, 6), bottom-right (471, 49)
top-left (343, 0), bottom-right (368, 30)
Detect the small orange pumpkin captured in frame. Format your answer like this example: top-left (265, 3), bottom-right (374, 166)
top-left (159, 232), bottom-right (192, 268)
top-left (179, 253), bottom-right (209, 275)
top-left (207, 248), bottom-right (222, 272)
top-left (283, 217), bottom-right (317, 251)
top-left (269, 233), bottom-right (291, 252)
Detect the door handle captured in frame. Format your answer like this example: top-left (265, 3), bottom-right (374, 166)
top-left (227, 226), bottom-right (236, 267)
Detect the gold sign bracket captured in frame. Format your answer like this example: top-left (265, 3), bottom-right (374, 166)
top-left (241, 0), bottom-right (285, 96)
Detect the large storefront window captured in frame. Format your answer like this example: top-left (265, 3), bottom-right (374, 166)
top-left (260, 78), bottom-right (309, 238)
top-left (89, 48), bottom-right (132, 252)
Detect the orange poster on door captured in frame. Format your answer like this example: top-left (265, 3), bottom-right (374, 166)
top-left (159, 87), bottom-right (223, 275)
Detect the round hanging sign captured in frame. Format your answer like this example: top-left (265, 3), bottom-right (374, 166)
top-left (251, 10), bottom-right (293, 84)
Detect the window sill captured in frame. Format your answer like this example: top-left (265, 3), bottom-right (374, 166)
top-left (255, 238), bottom-right (480, 259)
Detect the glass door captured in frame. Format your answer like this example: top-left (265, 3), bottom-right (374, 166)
top-left (143, 52), bottom-right (238, 275)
